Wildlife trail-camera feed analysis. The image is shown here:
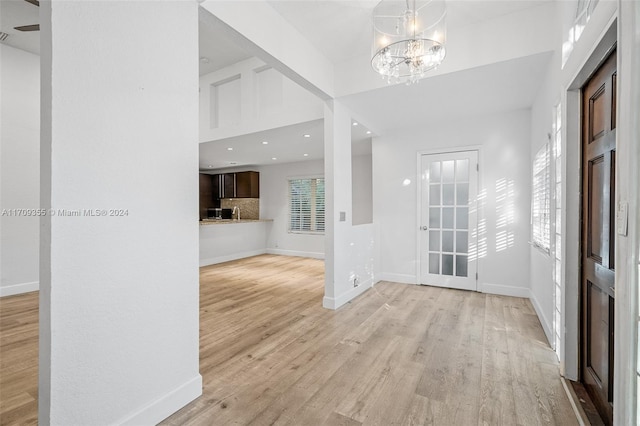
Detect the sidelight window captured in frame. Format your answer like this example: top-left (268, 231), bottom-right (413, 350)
top-left (532, 143), bottom-right (551, 253)
top-left (552, 102), bottom-right (563, 358)
top-left (288, 177), bottom-right (325, 233)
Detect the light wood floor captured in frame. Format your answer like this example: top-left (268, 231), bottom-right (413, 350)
top-left (0, 254), bottom-right (578, 425)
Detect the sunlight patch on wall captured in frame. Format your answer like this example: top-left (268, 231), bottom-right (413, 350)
top-left (469, 188), bottom-right (488, 261)
top-left (495, 178), bottom-right (516, 253)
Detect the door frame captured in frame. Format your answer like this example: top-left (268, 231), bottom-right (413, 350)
top-left (416, 145), bottom-right (482, 286)
top-left (563, 19), bottom-right (618, 384)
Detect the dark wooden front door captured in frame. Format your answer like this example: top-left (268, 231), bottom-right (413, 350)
top-left (581, 49), bottom-right (616, 426)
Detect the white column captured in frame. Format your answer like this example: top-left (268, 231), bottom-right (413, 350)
top-left (39, 1), bottom-right (201, 424)
top-left (323, 101), bottom-right (376, 309)
top-left (614, 1), bottom-right (640, 424)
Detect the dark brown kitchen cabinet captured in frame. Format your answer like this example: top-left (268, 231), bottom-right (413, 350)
top-left (235, 171), bottom-right (260, 198)
top-left (199, 173), bottom-right (214, 220)
top-left (205, 171), bottom-right (259, 206)
top-left (211, 174), bottom-right (221, 207)
top-left (222, 173), bottom-right (236, 198)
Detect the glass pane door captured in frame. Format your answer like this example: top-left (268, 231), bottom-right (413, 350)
top-left (420, 151), bottom-right (478, 291)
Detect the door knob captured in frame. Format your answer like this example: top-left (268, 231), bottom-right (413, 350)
top-left (421, 226), bottom-right (428, 231)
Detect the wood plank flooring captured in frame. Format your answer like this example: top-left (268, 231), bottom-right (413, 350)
top-left (163, 255), bottom-right (577, 425)
top-left (0, 291), bottom-right (38, 426)
top-left (0, 254), bottom-right (578, 425)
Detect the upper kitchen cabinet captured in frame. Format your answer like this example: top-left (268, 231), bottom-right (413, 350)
top-left (222, 173), bottom-right (235, 198)
top-left (208, 171), bottom-right (260, 201)
top-left (235, 171), bottom-right (259, 198)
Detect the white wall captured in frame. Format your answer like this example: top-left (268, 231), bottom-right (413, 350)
top-left (260, 159), bottom-right (325, 258)
top-left (529, 48), bottom-right (562, 346)
top-left (199, 57), bottom-right (323, 142)
top-left (39, 1), bottom-right (201, 424)
top-left (0, 45), bottom-right (40, 297)
top-left (200, 222), bottom-right (269, 266)
top-left (352, 154), bottom-right (373, 226)
top-left (374, 109), bottom-right (532, 297)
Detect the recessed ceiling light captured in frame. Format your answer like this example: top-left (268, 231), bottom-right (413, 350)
top-left (227, 147), bottom-right (233, 151)
top-left (366, 130), bottom-right (372, 135)
top-left (229, 162), bottom-right (237, 165)
top-left (303, 153), bottom-right (309, 157)
top-left (303, 134), bottom-right (311, 138)
top-left (207, 165), bottom-right (213, 168)
top-left (262, 141), bottom-right (269, 145)
top-left (272, 157), bottom-right (277, 160)
top-left (352, 122), bottom-right (358, 126)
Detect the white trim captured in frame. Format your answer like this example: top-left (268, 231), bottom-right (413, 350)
top-left (199, 249), bottom-right (267, 267)
top-left (561, 377), bottom-right (588, 426)
top-left (562, 15), bottom-right (619, 384)
top-left (376, 273), bottom-right (418, 285)
top-left (322, 277), bottom-right (374, 310)
top-left (287, 173), bottom-right (324, 180)
top-left (266, 248), bottom-right (324, 259)
top-left (478, 282), bottom-right (530, 299)
top-left (119, 374), bottom-right (202, 426)
top-left (416, 144), bottom-right (484, 157)
top-left (0, 281), bottom-right (39, 297)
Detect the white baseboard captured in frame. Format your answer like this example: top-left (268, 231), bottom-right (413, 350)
top-left (0, 281), bottom-right (39, 297)
top-left (528, 289), bottom-right (554, 347)
top-left (199, 249), bottom-right (267, 267)
top-left (479, 282), bottom-right (530, 298)
top-left (266, 248), bottom-right (324, 259)
top-left (376, 273), bottom-right (417, 285)
top-left (120, 374), bottom-right (202, 426)
top-left (323, 277), bottom-right (374, 310)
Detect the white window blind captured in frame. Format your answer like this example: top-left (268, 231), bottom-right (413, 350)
top-left (532, 143), bottom-right (551, 252)
top-left (288, 177), bottom-right (325, 233)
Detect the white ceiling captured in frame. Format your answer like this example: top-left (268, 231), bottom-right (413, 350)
top-left (341, 51), bottom-right (553, 133)
top-left (266, 0), bottom-right (552, 65)
top-left (0, 0), bottom-right (40, 55)
top-left (198, 15), bottom-right (252, 75)
top-left (2, 0), bottom-right (554, 171)
top-left (199, 118), bottom-right (373, 170)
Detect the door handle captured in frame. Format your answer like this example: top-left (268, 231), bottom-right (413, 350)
top-left (421, 226), bottom-right (428, 231)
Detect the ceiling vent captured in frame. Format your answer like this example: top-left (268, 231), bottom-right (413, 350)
top-left (0, 32), bottom-right (9, 42)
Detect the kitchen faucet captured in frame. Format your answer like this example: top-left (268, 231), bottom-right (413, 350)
top-left (232, 206), bottom-right (240, 220)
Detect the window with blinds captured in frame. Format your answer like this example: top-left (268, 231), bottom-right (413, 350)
top-left (532, 143), bottom-right (551, 252)
top-left (288, 177), bottom-right (325, 233)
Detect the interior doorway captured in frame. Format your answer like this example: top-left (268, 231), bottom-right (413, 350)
top-left (419, 150), bottom-right (479, 291)
top-left (580, 48), bottom-right (617, 426)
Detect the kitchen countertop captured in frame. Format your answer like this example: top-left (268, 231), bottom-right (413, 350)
top-left (200, 219), bottom-right (273, 226)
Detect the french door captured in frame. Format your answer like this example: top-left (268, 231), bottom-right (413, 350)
top-left (420, 150), bottom-right (478, 291)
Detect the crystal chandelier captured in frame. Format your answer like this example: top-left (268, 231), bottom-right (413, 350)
top-left (372, 0), bottom-right (447, 84)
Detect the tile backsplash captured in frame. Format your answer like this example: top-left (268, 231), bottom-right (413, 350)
top-left (221, 198), bottom-right (259, 220)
